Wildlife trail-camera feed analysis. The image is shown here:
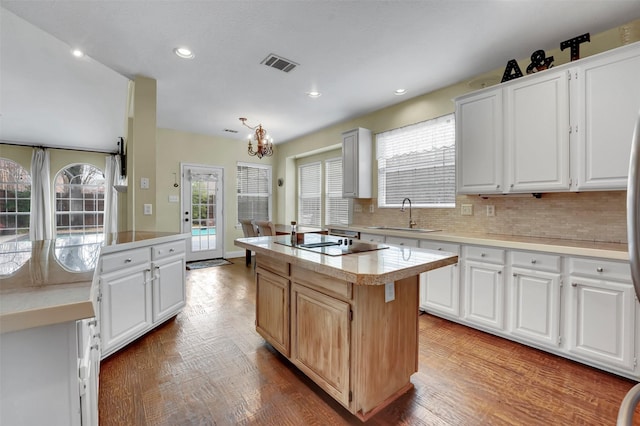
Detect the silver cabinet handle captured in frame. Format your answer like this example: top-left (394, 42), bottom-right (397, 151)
top-left (88, 319), bottom-right (97, 327)
top-left (513, 273), bottom-right (517, 277)
top-left (531, 259), bottom-right (537, 264)
top-left (596, 267), bottom-right (604, 273)
top-left (481, 253), bottom-right (486, 257)
top-left (572, 282), bottom-right (578, 287)
top-left (497, 270), bottom-right (502, 274)
top-left (125, 258), bottom-right (132, 263)
top-left (170, 248), bottom-right (175, 252)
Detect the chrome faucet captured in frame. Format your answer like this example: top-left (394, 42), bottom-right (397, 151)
top-left (401, 198), bottom-right (417, 229)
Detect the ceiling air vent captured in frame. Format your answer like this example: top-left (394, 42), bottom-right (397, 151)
top-left (261, 53), bottom-right (298, 73)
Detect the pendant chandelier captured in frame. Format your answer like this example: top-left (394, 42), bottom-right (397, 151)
top-left (239, 117), bottom-right (274, 159)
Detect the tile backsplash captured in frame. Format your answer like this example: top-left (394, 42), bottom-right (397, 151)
top-left (352, 191), bottom-right (627, 243)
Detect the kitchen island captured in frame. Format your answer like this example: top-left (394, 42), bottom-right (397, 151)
top-left (235, 234), bottom-right (458, 421)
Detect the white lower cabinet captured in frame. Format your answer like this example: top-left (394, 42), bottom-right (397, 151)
top-left (419, 241), bottom-right (460, 317)
top-left (152, 242), bottom-right (187, 323)
top-left (567, 257), bottom-right (637, 373)
top-left (100, 238), bottom-right (186, 359)
top-left (463, 246), bottom-right (506, 332)
top-left (0, 319), bottom-right (100, 426)
top-left (508, 251), bottom-right (562, 349)
top-left (418, 237), bottom-right (638, 380)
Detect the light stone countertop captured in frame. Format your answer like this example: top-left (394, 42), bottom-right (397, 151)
top-left (329, 225), bottom-right (629, 261)
top-left (235, 235), bottom-right (458, 285)
top-left (0, 232), bottom-right (188, 334)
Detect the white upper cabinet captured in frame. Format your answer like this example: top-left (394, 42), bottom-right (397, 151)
top-left (571, 43), bottom-right (640, 190)
top-left (342, 127), bottom-right (372, 198)
top-left (455, 42), bottom-right (640, 195)
top-left (505, 69), bottom-right (571, 192)
top-left (456, 90), bottom-right (504, 194)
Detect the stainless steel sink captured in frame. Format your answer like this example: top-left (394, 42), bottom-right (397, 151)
top-left (366, 226), bottom-right (441, 233)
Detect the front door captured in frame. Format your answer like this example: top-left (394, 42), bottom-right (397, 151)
top-left (181, 163), bottom-right (224, 261)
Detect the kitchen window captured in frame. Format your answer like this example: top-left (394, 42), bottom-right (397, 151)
top-left (54, 164), bottom-right (105, 237)
top-left (237, 162), bottom-right (272, 223)
top-left (376, 113), bottom-right (456, 208)
top-left (0, 158), bottom-right (31, 242)
top-left (298, 162), bottom-right (322, 227)
top-left (325, 157), bottom-right (349, 226)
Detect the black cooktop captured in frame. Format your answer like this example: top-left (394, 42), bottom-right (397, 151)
top-left (274, 234), bottom-right (388, 256)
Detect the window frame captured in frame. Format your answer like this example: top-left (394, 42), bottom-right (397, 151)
top-left (297, 161), bottom-right (322, 227)
top-left (236, 162), bottom-right (272, 224)
top-left (0, 158), bottom-right (32, 241)
top-left (54, 163), bottom-right (106, 237)
top-left (376, 113), bottom-right (456, 209)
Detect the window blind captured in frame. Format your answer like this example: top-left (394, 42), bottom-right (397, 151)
top-left (325, 157), bottom-right (349, 225)
top-left (237, 163), bottom-right (271, 222)
top-left (298, 162), bottom-right (321, 227)
top-left (377, 113), bottom-right (456, 208)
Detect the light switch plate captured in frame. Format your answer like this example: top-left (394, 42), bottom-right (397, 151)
top-left (461, 204), bottom-right (473, 216)
top-left (143, 204), bottom-right (152, 215)
top-left (487, 205), bottom-right (495, 216)
top-left (140, 177), bottom-right (150, 189)
top-left (168, 195), bottom-right (179, 203)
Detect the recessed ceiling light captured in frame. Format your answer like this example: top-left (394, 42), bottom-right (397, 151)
top-left (174, 47), bottom-right (194, 59)
top-left (71, 48), bottom-right (85, 58)
top-left (307, 91), bottom-right (321, 98)
top-left (394, 89), bottom-right (407, 96)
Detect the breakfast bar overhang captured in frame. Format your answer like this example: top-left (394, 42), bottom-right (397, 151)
top-left (235, 234), bottom-right (458, 421)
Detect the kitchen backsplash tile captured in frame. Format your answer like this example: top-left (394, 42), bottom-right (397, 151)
top-left (352, 191), bottom-right (627, 243)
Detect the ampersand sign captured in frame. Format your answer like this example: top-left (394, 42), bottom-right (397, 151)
top-left (526, 50), bottom-right (554, 74)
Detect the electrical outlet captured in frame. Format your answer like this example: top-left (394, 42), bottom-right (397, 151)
top-left (369, 204), bottom-right (374, 213)
top-left (354, 204), bottom-right (362, 213)
top-left (143, 204), bottom-right (152, 215)
top-left (487, 205), bottom-right (495, 217)
top-left (140, 177), bottom-right (150, 189)
top-left (461, 204), bottom-right (473, 216)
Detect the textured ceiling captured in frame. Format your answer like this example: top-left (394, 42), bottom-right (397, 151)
top-left (1, 1), bottom-right (640, 153)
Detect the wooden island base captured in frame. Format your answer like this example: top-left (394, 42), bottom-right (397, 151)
top-left (255, 255), bottom-right (421, 420)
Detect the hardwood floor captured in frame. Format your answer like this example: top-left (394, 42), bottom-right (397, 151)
top-left (99, 258), bottom-right (639, 425)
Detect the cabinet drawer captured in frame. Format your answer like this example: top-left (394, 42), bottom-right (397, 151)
top-left (511, 251), bottom-right (561, 272)
top-left (291, 265), bottom-right (352, 301)
top-left (152, 240), bottom-right (185, 260)
top-left (101, 248), bottom-right (150, 273)
top-left (419, 240), bottom-right (460, 255)
top-left (359, 233), bottom-right (385, 243)
top-left (385, 236), bottom-right (419, 247)
top-left (464, 246), bottom-right (505, 264)
top-left (257, 256), bottom-right (290, 277)
top-left (569, 258), bottom-right (630, 282)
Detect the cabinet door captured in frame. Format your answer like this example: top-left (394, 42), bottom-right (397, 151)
top-left (100, 265), bottom-right (152, 356)
top-left (510, 268), bottom-right (561, 348)
top-left (464, 260), bottom-right (505, 331)
top-left (256, 267), bottom-right (290, 356)
top-left (291, 282), bottom-right (350, 407)
top-left (573, 45), bottom-right (640, 190)
top-left (455, 89), bottom-right (504, 194)
top-left (420, 263), bottom-right (460, 317)
top-left (567, 276), bottom-right (636, 371)
top-left (152, 256), bottom-right (186, 323)
top-left (419, 241), bottom-right (460, 317)
top-left (505, 69), bottom-right (570, 192)
top-left (342, 129), bottom-right (359, 198)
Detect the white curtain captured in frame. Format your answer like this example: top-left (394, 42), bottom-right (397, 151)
top-left (29, 148), bottom-right (53, 240)
top-left (103, 155), bottom-right (119, 236)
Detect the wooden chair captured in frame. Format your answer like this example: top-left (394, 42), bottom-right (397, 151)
top-left (239, 219), bottom-right (258, 266)
top-left (255, 220), bottom-right (276, 236)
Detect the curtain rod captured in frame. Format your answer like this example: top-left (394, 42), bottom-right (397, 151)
top-left (1, 140), bottom-right (118, 155)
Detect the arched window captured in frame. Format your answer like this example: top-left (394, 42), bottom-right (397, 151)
top-left (0, 158), bottom-right (31, 242)
top-left (54, 164), bottom-right (105, 237)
